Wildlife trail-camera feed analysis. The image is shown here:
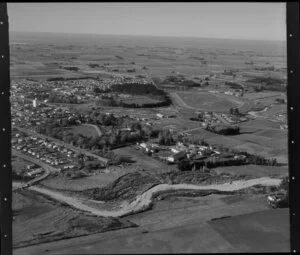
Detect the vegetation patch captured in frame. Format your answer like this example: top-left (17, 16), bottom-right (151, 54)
top-left (13, 190), bottom-right (136, 248)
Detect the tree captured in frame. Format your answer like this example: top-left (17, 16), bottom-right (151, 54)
top-left (61, 118), bottom-right (68, 126)
top-left (158, 131), bottom-right (165, 145)
top-left (131, 122), bottom-right (142, 131)
top-left (120, 132), bottom-right (129, 144)
top-left (178, 160), bottom-right (192, 171)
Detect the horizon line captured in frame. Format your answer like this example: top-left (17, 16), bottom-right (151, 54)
top-left (9, 30), bottom-right (286, 43)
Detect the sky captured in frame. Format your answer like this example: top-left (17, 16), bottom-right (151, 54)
top-left (7, 3), bottom-right (286, 41)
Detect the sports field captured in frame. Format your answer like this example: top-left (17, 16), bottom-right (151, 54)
top-left (68, 124), bottom-right (102, 137)
top-left (175, 91), bottom-right (242, 112)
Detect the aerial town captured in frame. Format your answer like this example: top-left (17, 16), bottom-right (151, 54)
top-left (9, 3), bottom-right (289, 254)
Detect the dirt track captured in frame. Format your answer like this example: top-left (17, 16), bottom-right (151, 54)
top-left (22, 177), bottom-right (281, 218)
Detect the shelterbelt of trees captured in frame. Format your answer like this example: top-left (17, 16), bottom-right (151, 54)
top-left (48, 93), bottom-right (83, 104)
top-left (47, 76), bottom-right (96, 82)
top-left (94, 83), bottom-right (172, 108)
top-left (205, 124), bottom-right (240, 135)
top-left (178, 154), bottom-right (278, 172)
top-left (246, 77), bottom-right (286, 92)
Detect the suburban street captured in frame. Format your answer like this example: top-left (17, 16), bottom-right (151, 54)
top-left (13, 125), bottom-right (109, 164)
top-left (12, 149), bottom-right (56, 190)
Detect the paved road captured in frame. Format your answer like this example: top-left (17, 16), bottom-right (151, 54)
top-left (23, 177), bottom-right (281, 218)
top-left (12, 149), bottom-right (57, 190)
top-left (13, 126), bottom-right (109, 164)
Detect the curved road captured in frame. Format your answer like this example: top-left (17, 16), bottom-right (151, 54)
top-left (12, 149), bottom-right (58, 190)
top-left (19, 177), bottom-right (281, 218)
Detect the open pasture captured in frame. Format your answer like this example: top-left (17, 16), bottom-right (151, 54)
top-left (40, 169), bottom-right (127, 191)
top-left (15, 194), bottom-right (289, 254)
top-left (240, 118), bottom-right (281, 129)
top-left (213, 164), bottom-right (288, 178)
top-left (208, 209), bottom-right (290, 253)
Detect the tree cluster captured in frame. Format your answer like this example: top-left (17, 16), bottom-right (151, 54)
top-left (63, 66), bottom-right (80, 71)
top-left (47, 76), bottom-right (95, 82)
top-left (158, 130), bottom-right (175, 145)
top-left (229, 107), bottom-right (241, 116)
top-left (225, 81), bottom-right (243, 90)
top-left (247, 77), bottom-right (286, 92)
top-left (48, 94), bottom-right (82, 104)
top-left (88, 63), bottom-right (100, 68)
top-left (206, 124), bottom-right (240, 135)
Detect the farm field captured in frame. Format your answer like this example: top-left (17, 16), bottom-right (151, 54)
top-left (213, 165), bottom-right (288, 178)
top-left (12, 190), bottom-right (136, 249)
top-left (243, 91), bottom-right (285, 101)
top-left (13, 193), bottom-right (288, 254)
top-left (239, 118), bottom-right (282, 129)
top-left (10, 32), bottom-right (286, 80)
top-left (208, 209), bottom-right (290, 253)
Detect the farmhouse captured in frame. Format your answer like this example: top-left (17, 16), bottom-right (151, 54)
top-left (156, 113), bottom-right (164, 119)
